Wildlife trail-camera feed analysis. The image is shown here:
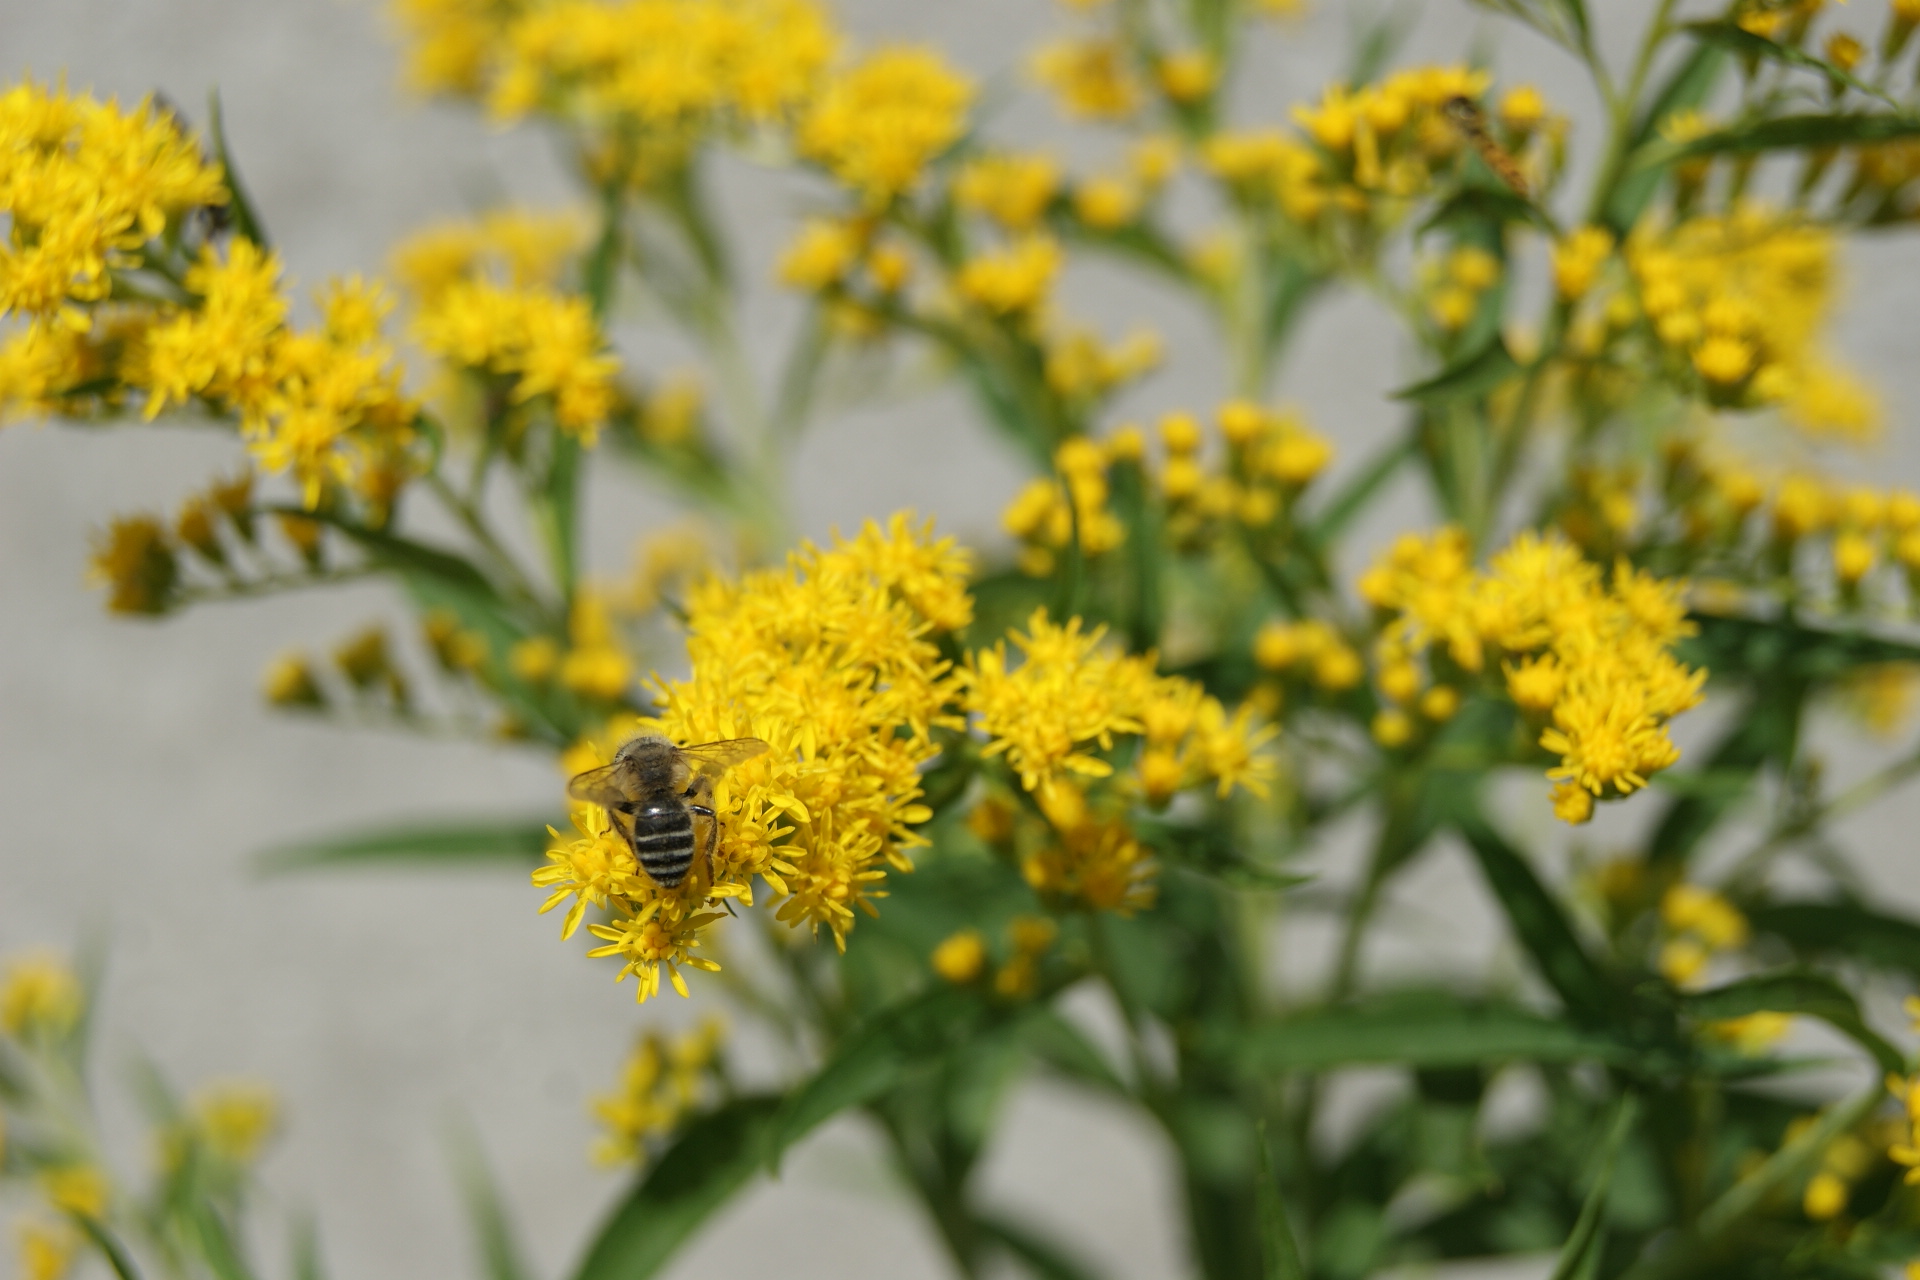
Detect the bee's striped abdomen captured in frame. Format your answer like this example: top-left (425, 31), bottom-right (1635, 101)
top-left (629, 802), bottom-right (696, 887)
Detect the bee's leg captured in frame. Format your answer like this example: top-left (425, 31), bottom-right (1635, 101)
top-left (688, 801), bottom-right (720, 898)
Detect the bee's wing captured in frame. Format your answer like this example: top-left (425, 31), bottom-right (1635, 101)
top-left (566, 763), bottom-right (632, 808)
top-left (678, 737), bottom-right (771, 777)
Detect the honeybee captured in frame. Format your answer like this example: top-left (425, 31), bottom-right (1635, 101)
top-left (568, 735), bottom-right (770, 889)
top-left (1443, 95), bottom-right (1530, 199)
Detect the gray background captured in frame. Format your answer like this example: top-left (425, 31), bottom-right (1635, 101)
top-left (3, 2), bottom-right (1918, 1278)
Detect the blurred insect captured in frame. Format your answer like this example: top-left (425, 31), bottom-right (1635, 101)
top-left (568, 735), bottom-right (770, 889)
top-left (1443, 95), bottom-right (1529, 199)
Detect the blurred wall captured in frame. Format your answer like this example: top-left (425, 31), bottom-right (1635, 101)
top-left (4, 3), bottom-right (1920, 1279)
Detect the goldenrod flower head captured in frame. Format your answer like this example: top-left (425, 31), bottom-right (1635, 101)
top-left (413, 278), bottom-right (617, 442)
top-left (39, 1166), bottom-right (108, 1220)
top-left (1155, 51), bottom-right (1217, 104)
top-left (263, 652), bottom-right (326, 708)
top-left (1706, 1010), bottom-right (1792, 1056)
top-left (192, 1082), bottom-right (281, 1165)
top-left (591, 1018), bottom-right (724, 1163)
top-left (14, 1220), bottom-right (76, 1280)
top-left (1364, 529), bottom-right (1702, 819)
top-left (1372, 709), bottom-right (1414, 748)
top-left (1552, 227), bottom-right (1614, 301)
top-left (88, 515), bottom-right (178, 615)
top-left (778, 218), bottom-right (862, 290)
top-left (1020, 807), bottom-right (1157, 915)
top-left (955, 153), bottom-right (1061, 231)
top-left (931, 929), bottom-right (988, 983)
top-left (1043, 327), bottom-right (1159, 400)
top-left (1072, 174), bottom-right (1141, 229)
top-left (1786, 361), bottom-right (1881, 442)
top-left (1031, 39), bottom-right (1140, 121)
top-left (1, 952), bottom-right (83, 1039)
top-left (0, 82), bottom-right (225, 327)
top-left (1663, 883), bottom-right (1748, 950)
top-left (955, 236), bottom-right (1063, 318)
top-left (1825, 31), bottom-right (1865, 71)
top-left (800, 47), bottom-right (972, 202)
top-left (553, 513), bottom-right (972, 990)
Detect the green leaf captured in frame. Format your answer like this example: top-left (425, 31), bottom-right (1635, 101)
top-left (1645, 681), bottom-right (1804, 872)
top-left (975, 1213), bottom-right (1106, 1280)
top-left (258, 818), bottom-right (556, 872)
top-left (1454, 809), bottom-right (1616, 1024)
top-left (538, 433), bottom-right (582, 602)
top-left (1545, 1095), bottom-right (1638, 1280)
top-left (1018, 1009), bottom-right (1128, 1096)
top-left (1255, 1123), bottom-right (1307, 1280)
top-left (271, 507), bottom-right (501, 602)
top-left (1681, 968), bottom-right (1903, 1074)
top-left (1748, 900), bottom-right (1920, 977)
top-left (1465, 0), bottom-right (1591, 59)
top-left (291, 1214), bottom-right (327, 1280)
top-left (1305, 430), bottom-right (1417, 547)
top-left (449, 1122), bottom-right (534, 1280)
top-left (1606, 42), bottom-right (1728, 231)
top-left (1222, 993), bottom-right (1630, 1071)
top-left (1391, 334), bottom-right (1521, 405)
top-left (764, 985), bottom-right (1003, 1170)
top-left (76, 1217), bottom-right (146, 1280)
top-left (206, 91), bottom-right (269, 249)
top-left (1645, 111), bottom-right (1920, 166)
top-left (1419, 185), bottom-right (1555, 238)
top-left (1679, 23), bottom-right (1897, 107)
top-left (570, 1095), bottom-right (783, 1280)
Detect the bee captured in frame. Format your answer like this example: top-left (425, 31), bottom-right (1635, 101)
top-left (1443, 95), bottom-right (1530, 199)
top-left (567, 735), bottom-right (770, 889)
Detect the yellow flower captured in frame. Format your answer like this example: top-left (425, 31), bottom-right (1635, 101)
top-left (1031, 39), bottom-right (1139, 120)
top-left (1072, 175), bottom-right (1141, 229)
top-left (193, 1082), bottom-right (280, 1164)
top-left (931, 929), bottom-right (987, 983)
top-left (954, 153), bottom-right (1061, 231)
top-left (40, 1166), bottom-right (108, 1220)
top-left (413, 278), bottom-right (617, 442)
top-left (955, 236), bottom-right (1063, 318)
top-left (800, 47), bottom-right (973, 201)
top-left (1372, 709), bottom-right (1414, 748)
top-left (0, 83), bottom-right (225, 327)
top-left (590, 1018), bottom-right (724, 1163)
top-left (2, 952), bottom-right (84, 1038)
top-left (88, 515), bottom-right (179, 615)
top-left (1155, 51), bottom-right (1217, 104)
top-left (1552, 227), bottom-right (1614, 300)
top-left (1804, 1169), bottom-right (1849, 1219)
top-left (778, 219), bottom-right (862, 290)
top-left (15, 1220), bottom-right (76, 1280)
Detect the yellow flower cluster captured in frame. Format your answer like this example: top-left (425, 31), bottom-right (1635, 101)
top-left (0, 81), bottom-right (225, 327)
top-left (1159, 401), bottom-right (1334, 539)
top-left (1626, 206), bottom-right (1871, 430)
top-left (954, 235), bottom-right (1063, 320)
top-left (1003, 436), bottom-right (1126, 577)
top-left (395, 0), bottom-right (835, 181)
top-left (1657, 882), bottom-right (1748, 986)
top-left (961, 608), bottom-right (1274, 803)
top-left (799, 47), bottom-right (974, 202)
top-left (1423, 245), bottom-right (1502, 332)
top-left (511, 586), bottom-right (637, 702)
top-left (487, 0), bottom-right (833, 126)
top-left (134, 246), bottom-right (419, 509)
top-left (1359, 529), bottom-right (1704, 822)
top-left (1, 953), bottom-right (83, 1039)
top-left (159, 1082), bottom-right (281, 1169)
top-left (391, 207), bottom-right (586, 298)
top-left (1254, 618), bottom-right (1366, 694)
top-left (590, 1018), bottom-right (724, 1163)
top-left (954, 152), bottom-right (1061, 231)
top-left (1043, 327), bottom-right (1161, 402)
top-left (1887, 998), bottom-right (1920, 1187)
top-left (411, 280), bottom-right (617, 442)
top-left (537, 513), bottom-right (970, 1000)
top-left (1201, 69), bottom-right (1546, 226)
top-left (1031, 39), bottom-right (1140, 122)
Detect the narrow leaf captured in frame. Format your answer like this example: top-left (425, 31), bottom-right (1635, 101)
top-left (975, 1213), bottom-right (1106, 1280)
top-left (206, 91), bottom-right (269, 249)
top-left (1545, 1095), bottom-right (1637, 1280)
top-left (1681, 968), bottom-right (1903, 1073)
top-left (1454, 810), bottom-right (1616, 1024)
top-left (1606, 42), bottom-right (1728, 230)
top-left (258, 818), bottom-right (556, 873)
top-left (1225, 994), bottom-right (1629, 1071)
top-left (1255, 1123), bottom-right (1307, 1280)
top-left (449, 1122), bottom-right (535, 1280)
top-left (1648, 111), bottom-right (1920, 165)
top-left (764, 985), bottom-right (1001, 1169)
top-left (1306, 431), bottom-right (1416, 546)
top-left (571, 1095), bottom-right (783, 1280)
top-left (1749, 900), bottom-right (1920, 976)
top-left (1391, 334), bottom-right (1520, 405)
top-left (1680, 23), bottom-right (1896, 106)
top-left (291, 1214), bottom-right (327, 1280)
